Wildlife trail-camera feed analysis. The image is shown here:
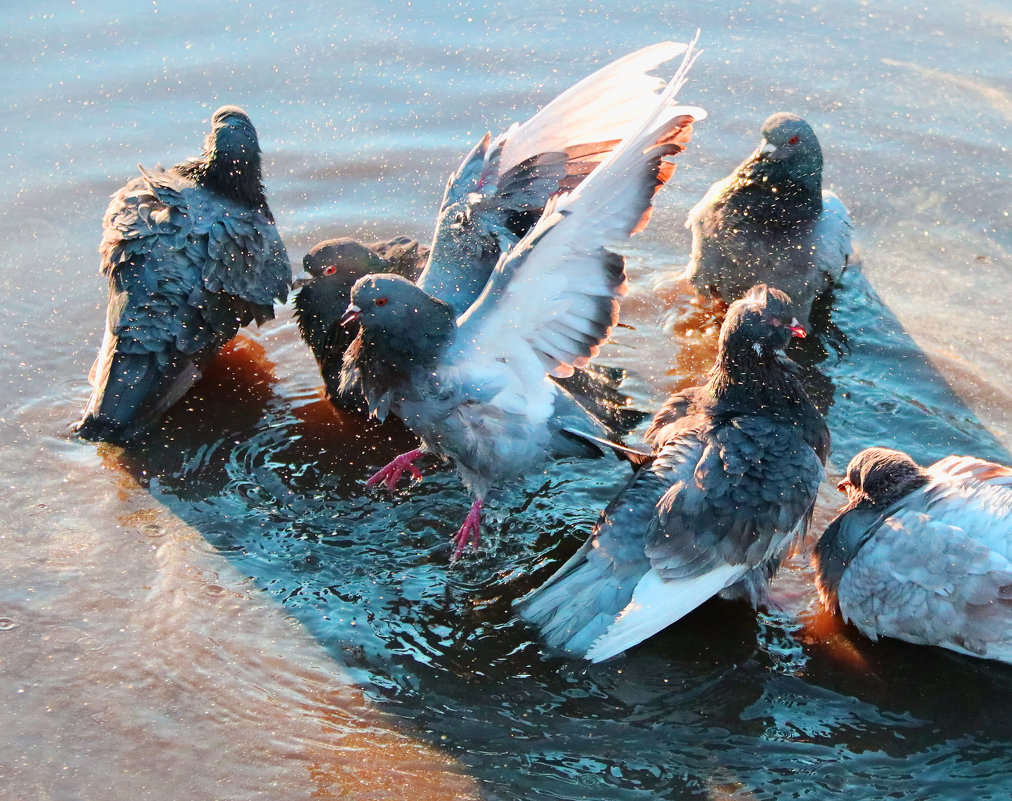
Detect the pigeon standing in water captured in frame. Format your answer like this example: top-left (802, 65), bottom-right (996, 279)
top-left (676, 113), bottom-right (851, 325)
top-left (814, 448), bottom-right (1012, 663)
top-left (294, 236), bottom-right (426, 410)
top-left (517, 284), bottom-right (829, 661)
top-left (76, 106), bottom-right (291, 441)
top-left (296, 41), bottom-right (698, 414)
top-left (340, 41), bottom-right (705, 560)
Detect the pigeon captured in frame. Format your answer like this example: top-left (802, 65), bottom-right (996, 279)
top-left (676, 112), bottom-right (851, 325)
top-left (295, 41), bottom-right (700, 416)
top-left (296, 236), bottom-right (644, 428)
top-left (339, 40), bottom-right (705, 560)
top-left (294, 236), bottom-right (426, 411)
top-left (516, 284), bottom-right (829, 662)
top-left (75, 105), bottom-right (291, 442)
top-left (813, 447), bottom-right (1012, 663)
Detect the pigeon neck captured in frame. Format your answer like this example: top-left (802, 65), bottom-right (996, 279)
top-left (707, 347), bottom-right (809, 421)
top-left (341, 298), bottom-right (455, 405)
top-left (178, 152), bottom-right (273, 221)
top-left (724, 155), bottom-right (823, 227)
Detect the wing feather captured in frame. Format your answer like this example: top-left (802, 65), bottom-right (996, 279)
top-left (446, 40), bottom-right (703, 380)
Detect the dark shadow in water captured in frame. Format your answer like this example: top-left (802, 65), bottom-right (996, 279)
top-left (99, 268), bottom-right (1012, 801)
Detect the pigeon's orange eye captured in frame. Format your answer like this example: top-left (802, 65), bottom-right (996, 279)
top-left (375, 297), bottom-right (388, 307)
top-left (323, 264), bottom-right (337, 276)
top-left (788, 135), bottom-right (799, 145)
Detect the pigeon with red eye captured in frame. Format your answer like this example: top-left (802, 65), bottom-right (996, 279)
top-left (517, 284), bottom-right (828, 661)
top-left (670, 112), bottom-right (851, 325)
top-left (75, 105), bottom-right (291, 442)
top-left (294, 236), bottom-right (426, 411)
top-left (813, 447), bottom-right (1012, 663)
top-left (296, 42), bottom-right (696, 422)
top-left (340, 42), bottom-right (705, 560)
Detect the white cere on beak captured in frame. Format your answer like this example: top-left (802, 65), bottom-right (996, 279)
top-left (759, 140), bottom-right (777, 155)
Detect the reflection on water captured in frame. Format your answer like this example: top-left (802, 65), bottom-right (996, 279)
top-left (3, 0), bottom-right (1012, 798)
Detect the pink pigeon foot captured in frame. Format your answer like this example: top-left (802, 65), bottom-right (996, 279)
top-left (365, 448), bottom-right (425, 492)
top-left (451, 498), bottom-right (485, 562)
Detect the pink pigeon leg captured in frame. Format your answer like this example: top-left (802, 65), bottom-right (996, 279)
top-left (365, 448), bottom-right (425, 492)
top-left (451, 498), bottom-right (485, 562)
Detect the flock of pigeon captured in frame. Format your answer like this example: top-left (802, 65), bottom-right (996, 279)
top-left (74, 37), bottom-right (1012, 665)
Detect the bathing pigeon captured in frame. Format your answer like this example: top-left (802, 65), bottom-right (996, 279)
top-left (814, 447), bottom-right (1012, 663)
top-left (296, 235), bottom-right (643, 428)
top-left (517, 284), bottom-right (829, 662)
top-left (294, 236), bottom-right (426, 411)
top-left (340, 41), bottom-right (705, 560)
top-left (295, 41), bottom-right (699, 415)
top-left (678, 113), bottom-right (851, 324)
top-left (75, 105), bottom-right (291, 441)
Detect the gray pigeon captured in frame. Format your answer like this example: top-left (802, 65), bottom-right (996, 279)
top-left (76, 105), bottom-right (291, 441)
top-left (295, 41), bottom-right (699, 416)
top-left (294, 236), bottom-right (426, 411)
top-left (676, 112), bottom-right (851, 324)
top-left (516, 284), bottom-right (829, 662)
top-left (340, 42), bottom-right (705, 560)
top-left (814, 447), bottom-right (1012, 663)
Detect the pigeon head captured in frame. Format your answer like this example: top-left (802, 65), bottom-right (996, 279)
top-left (343, 274), bottom-right (455, 345)
top-left (339, 275), bottom-right (455, 412)
top-left (726, 112), bottom-right (824, 225)
top-left (837, 447), bottom-right (930, 509)
top-left (756, 113), bottom-right (823, 173)
top-left (718, 284), bottom-right (806, 361)
top-left (179, 105), bottom-right (269, 217)
top-left (291, 240), bottom-right (383, 359)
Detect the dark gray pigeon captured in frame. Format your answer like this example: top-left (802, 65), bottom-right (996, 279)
top-left (674, 112), bottom-right (851, 325)
top-left (294, 236), bottom-right (426, 410)
top-left (295, 41), bottom-right (699, 416)
top-left (76, 105), bottom-right (291, 441)
top-left (516, 284), bottom-right (829, 661)
top-left (340, 42), bottom-right (705, 559)
top-left (814, 447), bottom-right (1012, 663)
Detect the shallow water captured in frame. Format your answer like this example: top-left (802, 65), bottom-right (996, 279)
top-left (2, 1), bottom-right (1011, 799)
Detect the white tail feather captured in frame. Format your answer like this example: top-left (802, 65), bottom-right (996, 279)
top-left (585, 563), bottom-right (742, 662)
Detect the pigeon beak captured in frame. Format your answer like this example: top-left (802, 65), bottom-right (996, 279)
top-left (787, 318), bottom-right (807, 338)
top-left (340, 304), bottom-right (362, 327)
top-left (291, 269), bottom-right (314, 290)
top-left (836, 477), bottom-right (851, 493)
top-left (759, 139), bottom-right (777, 156)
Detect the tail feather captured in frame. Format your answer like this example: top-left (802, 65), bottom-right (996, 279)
top-left (77, 341), bottom-right (202, 441)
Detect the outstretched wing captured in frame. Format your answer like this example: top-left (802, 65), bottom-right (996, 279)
top-left (445, 41), bottom-right (703, 383)
top-left (416, 40), bottom-right (696, 314)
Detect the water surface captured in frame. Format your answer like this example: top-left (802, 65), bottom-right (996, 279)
top-left (2, 1), bottom-right (1011, 799)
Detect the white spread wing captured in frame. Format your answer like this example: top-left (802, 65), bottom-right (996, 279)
top-left (445, 40), bottom-right (704, 384)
